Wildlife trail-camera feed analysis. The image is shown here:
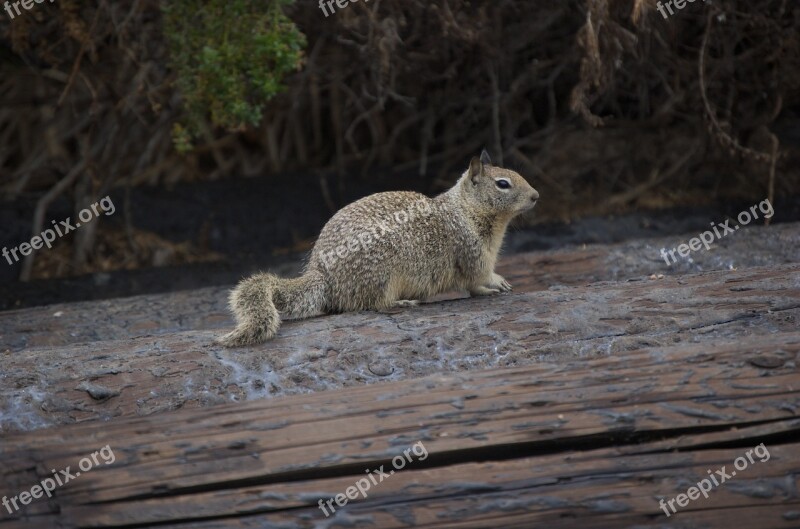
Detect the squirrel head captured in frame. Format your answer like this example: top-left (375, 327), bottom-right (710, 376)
top-left (460, 150), bottom-right (539, 217)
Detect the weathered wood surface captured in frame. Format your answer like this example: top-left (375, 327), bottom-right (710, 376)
top-left (1, 333), bottom-right (798, 528)
top-left (1, 262), bottom-right (798, 433)
top-left (2, 221), bottom-right (798, 353)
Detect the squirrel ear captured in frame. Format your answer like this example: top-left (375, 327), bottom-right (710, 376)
top-left (468, 156), bottom-right (484, 185)
top-left (480, 149), bottom-right (492, 166)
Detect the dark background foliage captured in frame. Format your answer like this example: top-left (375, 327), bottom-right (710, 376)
top-left (0, 0), bottom-right (798, 286)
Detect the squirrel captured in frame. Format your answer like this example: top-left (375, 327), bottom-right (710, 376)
top-left (219, 150), bottom-right (539, 347)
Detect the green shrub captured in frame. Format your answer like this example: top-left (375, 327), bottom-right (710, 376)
top-left (162, 0), bottom-right (305, 152)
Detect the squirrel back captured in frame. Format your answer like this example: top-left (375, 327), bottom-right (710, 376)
top-left (219, 150), bottom-right (538, 347)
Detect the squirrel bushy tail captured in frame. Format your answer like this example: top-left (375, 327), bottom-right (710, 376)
top-left (218, 270), bottom-right (325, 347)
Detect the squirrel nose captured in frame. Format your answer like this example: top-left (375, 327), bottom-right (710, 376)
top-left (530, 190), bottom-right (539, 201)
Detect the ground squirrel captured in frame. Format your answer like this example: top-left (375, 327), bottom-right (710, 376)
top-left (219, 150), bottom-right (539, 346)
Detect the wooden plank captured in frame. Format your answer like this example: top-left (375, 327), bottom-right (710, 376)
top-left (1, 263), bottom-right (798, 433)
top-left (3, 220), bottom-right (798, 353)
top-left (10, 446), bottom-right (800, 528)
top-left (1, 332), bottom-right (798, 527)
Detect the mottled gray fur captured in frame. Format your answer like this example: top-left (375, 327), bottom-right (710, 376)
top-left (219, 151), bottom-right (539, 346)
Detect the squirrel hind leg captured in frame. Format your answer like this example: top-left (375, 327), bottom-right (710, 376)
top-left (375, 299), bottom-right (420, 315)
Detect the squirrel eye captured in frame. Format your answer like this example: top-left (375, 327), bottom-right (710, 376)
top-left (495, 179), bottom-right (511, 189)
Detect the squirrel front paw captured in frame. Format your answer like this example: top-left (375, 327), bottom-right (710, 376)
top-left (469, 274), bottom-right (512, 297)
top-left (469, 285), bottom-right (501, 296)
top-left (488, 273), bottom-right (513, 292)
